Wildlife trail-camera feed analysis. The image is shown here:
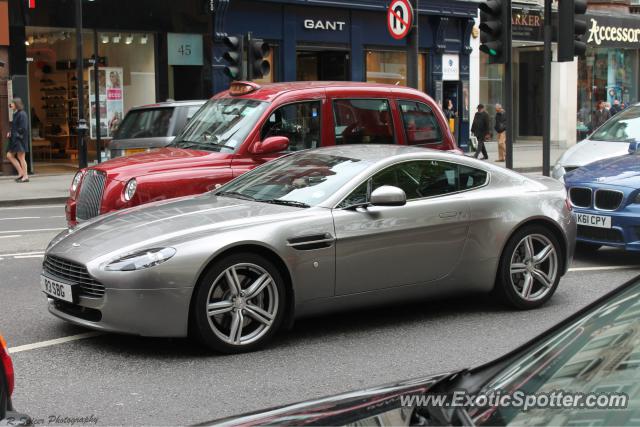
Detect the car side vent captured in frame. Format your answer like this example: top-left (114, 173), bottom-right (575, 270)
top-left (286, 233), bottom-right (335, 251)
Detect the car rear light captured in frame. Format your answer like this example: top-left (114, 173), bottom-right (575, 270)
top-left (0, 334), bottom-right (14, 396)
top-left (229, 81), bottom-right (260, 96)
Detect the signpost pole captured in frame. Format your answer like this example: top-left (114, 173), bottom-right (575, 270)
top-left (504, 3), bottom-right (513, 170)
top-left (75, 0), bottom-right (87, 169)
top-left (406, 0), bottom-right (419, 89)
top-left (542, 0), bottom-right (552, 176)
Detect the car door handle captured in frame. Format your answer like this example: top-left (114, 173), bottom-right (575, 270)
top-left (438, 211), bottom-right (459, 218)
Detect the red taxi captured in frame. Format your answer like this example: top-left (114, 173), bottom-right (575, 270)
top-left (66, 81), bottom-right (460, 226)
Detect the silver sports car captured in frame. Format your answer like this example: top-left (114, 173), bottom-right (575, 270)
top-left (42, 145), bottom-right (576, 353)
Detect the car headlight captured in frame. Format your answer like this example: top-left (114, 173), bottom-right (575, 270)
top-left (105, 247), bottom-right (176, 271)
top-left (124, 178), bottom-right (137, 201)
top-left (551, 164), bottom-right (565, 181)
top-left (70, 171), bottom-right (83, 193)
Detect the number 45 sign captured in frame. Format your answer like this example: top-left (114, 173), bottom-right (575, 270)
top-left (168, 33), bottom-right (204, 66)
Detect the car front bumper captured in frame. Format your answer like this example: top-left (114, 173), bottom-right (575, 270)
top-left (46, 286), bottom-right (194, 337)
top-left (574, 208), bottom-right (640, 251)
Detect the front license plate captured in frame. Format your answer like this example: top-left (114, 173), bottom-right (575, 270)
top-left (124, 149), bottom-right (146, 156)
top-left (40, 275), bottom-right (75, 303)
top-left (575, 213), bottom-right (612, 229)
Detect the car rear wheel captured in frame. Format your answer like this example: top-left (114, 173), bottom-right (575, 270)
top-left (192, 253), bottom-right (286, 353)
top-left (495, 225), bottom-right (562, 309)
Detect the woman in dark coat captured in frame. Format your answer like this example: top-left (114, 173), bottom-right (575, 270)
top-left (6, 98), bottom-right (29, 182)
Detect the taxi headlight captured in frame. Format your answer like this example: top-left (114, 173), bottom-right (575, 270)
top-left (105, 248), bottom-right (176, 271)
top-left (70, 171), bottom-right (83, 193)
top-left (124, 178), bottom-right (137, 201)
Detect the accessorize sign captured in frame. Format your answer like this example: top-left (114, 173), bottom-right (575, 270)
top-left (584, 14), bottom-right (640, 48)
top-left (88, 67), bottom-right (124, 139)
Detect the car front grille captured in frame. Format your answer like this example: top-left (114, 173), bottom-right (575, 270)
top-left (43, 255), bottom-right (106, 298)
top-left (595, 190), bottom-right (624, 211)
top-left (76, 170), bottom-right (106, 221)
top-left (577, 225), bottom-right (624, 243)
top-left (569, 187), bottom-right (592, 208)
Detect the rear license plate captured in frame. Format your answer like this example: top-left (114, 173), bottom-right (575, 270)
top-left (40, 275), bottom-right (75, 303)
top-left (124, 149), bottom-right (146, 156)
top-left (575, 213), bottom-right (612, 229)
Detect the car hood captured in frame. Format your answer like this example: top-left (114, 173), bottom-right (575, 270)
top-left (557, 139), bottom-right (631, 167)
top-left (203, 372), bottom-right (451, 427)
top-left (565, 154), bottom-right (640, 187)
top-left (90, 147), bottom-right (229, 182)
top-left (47, 193), bottom-right (302, 263)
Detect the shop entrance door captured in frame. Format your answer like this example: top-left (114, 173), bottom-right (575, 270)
top-left (517, 50), bottom-right (544, 138)
top-left (296, 50), bottom-right (350, 81)
top-left (442, 81), bottom-right (462, 142)
top-left (172, 66), bottom-right (203, 101)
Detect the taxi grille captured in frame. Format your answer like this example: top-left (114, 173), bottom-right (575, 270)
top-left (595, 190), bottom-right (623, 211)
top-left (577, 225), bottom-right (624, 243)
top-left (76, 170), bottom-right (106, 221)
top-left (569, 187), bottom-right (592, 208)
top-left (43, 255), bottom-right (105, 298)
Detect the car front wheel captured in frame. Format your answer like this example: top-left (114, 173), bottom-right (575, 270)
top-left (495, 226), bottom-right (562, 309)
top-left (192, 253), bottom-right (286, 353)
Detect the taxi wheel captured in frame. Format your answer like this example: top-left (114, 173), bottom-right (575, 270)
top-left (495, 225), bottom-right (562, 310)
top-left (191, 252), bottom-right (286, 354)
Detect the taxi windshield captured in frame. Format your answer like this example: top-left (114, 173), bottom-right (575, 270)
top-left (171, 98), bottom-right (268, 153)
top-left (591, 106), bottom-right (640, 142)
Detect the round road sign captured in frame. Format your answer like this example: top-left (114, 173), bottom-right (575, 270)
top-left (387, 0), bottom-right (413, 40)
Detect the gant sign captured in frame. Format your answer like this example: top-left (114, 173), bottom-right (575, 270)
top-left (303, 19), bottom-right (346, 31)
top-left (584, 15), bottom-right (640, 47)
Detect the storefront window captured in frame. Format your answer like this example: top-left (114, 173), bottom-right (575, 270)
top-left (478, 52), bottom-right (503, 120)
top-left (577, 48), bottom-right (639, 139)
top-left (366, 50), bottom-right (426, 92)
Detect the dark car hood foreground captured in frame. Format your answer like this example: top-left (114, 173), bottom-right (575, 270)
top-left (566, 153), bottom-right (640, 187)
top-left (202, 373), bottom-right (450, 427)
top-left (91, 147), bottom-right (230, 182)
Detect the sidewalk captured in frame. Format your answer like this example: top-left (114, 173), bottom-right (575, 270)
top-left (0, 173), bottom-right (73, 207)
top-left (474, 140), bottom-right (564, 172)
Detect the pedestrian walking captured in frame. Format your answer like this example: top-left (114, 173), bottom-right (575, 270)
top-left (494, 103), bottom-right (507, 162)
top-left (471, 104), bottom-right (490, 160)
top-left (610, 99), bottom-right (623, 116)
top-left (591, 100), bottom-right (610, 131)
top-left (6, 98), bottom-right (29, 183)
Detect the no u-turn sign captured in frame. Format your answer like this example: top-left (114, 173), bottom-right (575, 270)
top-left (387, 0), bottom-right (413, 40)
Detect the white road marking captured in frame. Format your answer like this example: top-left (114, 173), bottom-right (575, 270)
top-left (7, 332), bottom-right (104, 354)
top-left (0, 205), bottom-right (65, 210)
top-left (0, 235), bottom-right (21, 239)
top-left (0, 216), bottom-right (40, 220)
top-left (14, 254), bottom-right (44, 259)
top-left (0, 251), bottom-right (44, 257)
top-left (569, 265), bottom-right (640, 272)
top-left (0, 227), bottom-right (65, 234)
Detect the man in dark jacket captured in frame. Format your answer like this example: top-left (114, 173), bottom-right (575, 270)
top-left (591, 100), bottom-right (610, 131)
top-left (494, 103), bottom-right (507, 162)
top-left (471, 104), bottom-right (490, 160)
top-left (610, 99), bottom-right (622, 116)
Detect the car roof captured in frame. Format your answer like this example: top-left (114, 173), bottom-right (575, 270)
top-left (131, 100), bottom-right (206, 110)
top-left (214, 81), bottom-right (436, 103)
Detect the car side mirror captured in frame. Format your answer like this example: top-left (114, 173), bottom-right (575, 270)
top-left (251, 136), bottom-right (289, 155)
top-left (629, 140), bottom-right (640, 154)
top-left (370, 186), bottom-right (406, 207)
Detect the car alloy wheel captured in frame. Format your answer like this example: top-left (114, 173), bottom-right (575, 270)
top-left (509, 234), bottom-right (558, 302)
top-left (192, 253), bottom-right (286, 353)
top-left (206, 263), bottom-right (279, 346)
top-left (495, 225), bottom-right (562, 309)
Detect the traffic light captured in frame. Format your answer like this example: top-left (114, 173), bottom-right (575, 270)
top-left (557, 0), bottom-right (588, 62)
top-left (247, 37), bottom-right (270, 80)
top-left (223, 35), bottom-right (244, 81)
top-left (478, 0), bottom-right (511, 64)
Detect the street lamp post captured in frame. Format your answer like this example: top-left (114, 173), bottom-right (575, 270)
top-left (75, 0), bottom-right (88, 169)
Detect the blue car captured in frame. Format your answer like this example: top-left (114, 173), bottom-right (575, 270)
top-left (565, 142), bottom-right (640, 251)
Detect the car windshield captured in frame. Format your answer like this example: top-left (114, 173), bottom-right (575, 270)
top-left (115, 107), bottom-right (175, 139)
top-left (590, 106), bottom-right (640, 142)
top-left (171, 98), bottom-right (268, 153)
top-left (472, 278), bottom-right (640, 426)
top-left (215, 151), bottom-right (371, 207)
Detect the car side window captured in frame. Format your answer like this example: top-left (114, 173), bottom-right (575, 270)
top-left (260, 101), bottom-right (321, 152)
top-left (337, 161), bottom-right (487, 208)
top-left (399, 101), bottom-right (443, 145)
top-left (333, 99), bottom-right (395, 145)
